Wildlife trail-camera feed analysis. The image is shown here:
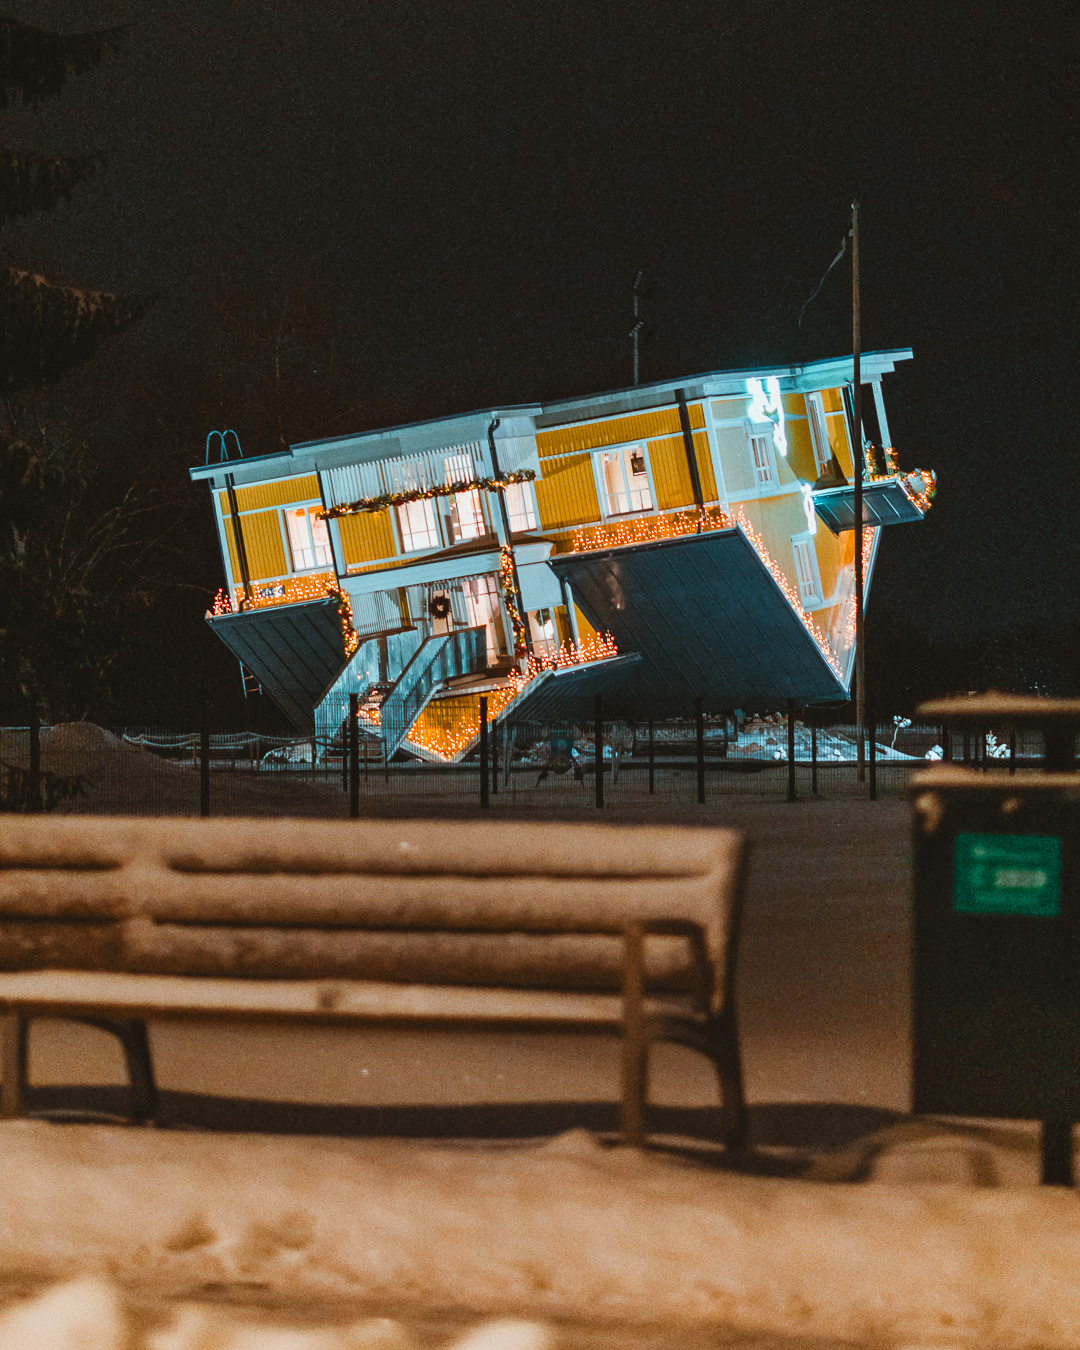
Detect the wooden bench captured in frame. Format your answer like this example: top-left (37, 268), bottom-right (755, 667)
top-left (0, 816), bottom-right (748, 1149)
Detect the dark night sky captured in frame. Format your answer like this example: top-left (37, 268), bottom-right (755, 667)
top-left (5, 0), bottom-right (1080, 688)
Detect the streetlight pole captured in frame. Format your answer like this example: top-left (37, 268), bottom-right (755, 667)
top-left (852, 200), bottom-right (866, 783)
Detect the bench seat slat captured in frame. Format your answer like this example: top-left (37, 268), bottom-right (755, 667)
top-left (0, 970), bottom-right (694, 1027)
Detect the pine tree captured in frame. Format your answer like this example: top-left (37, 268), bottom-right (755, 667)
top-left (0, 14), bottom-right (142, 389)
top-left (0, 14), bottom-right (146, 722)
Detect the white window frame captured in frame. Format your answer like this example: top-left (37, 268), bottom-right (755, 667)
top-left (748, 430), bottom-right (776, 487)
top-left (504, 479), bottom-right (538, 533)
top-left (790, 533), bottom-right (823, 607)
top-left (283, 505), bottom-right (334, 573)
top-left (805, 392), bottom-right (834, 477)
top-left (396, 497), bottom-right (440, 553)
top-left (445, 452), bottom-right (486, 542)
top-left (593, 444), bottom-right (654, 518)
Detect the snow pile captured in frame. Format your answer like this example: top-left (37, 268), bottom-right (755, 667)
top-left (2, 1122), bottom-right (1080, 1348)
top-left (0, 1278), bottom-right (552, 1350)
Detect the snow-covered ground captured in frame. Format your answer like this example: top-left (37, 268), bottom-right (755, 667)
top-left (0, 1120), bottom-right (1077, 1350)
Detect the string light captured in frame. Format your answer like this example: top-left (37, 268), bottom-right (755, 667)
top-left (499, 546), bottom-right (529, 656)
top-left (210, 588), bottom-right (231, 616)
top-left (319, 470), bottom-right (537, 521)
top-left (734, 509), bottom-right (844, 677)
top-left (570, 506), bottom-right (730, 553)
top-left (899, 468), bottom-right (936, 514)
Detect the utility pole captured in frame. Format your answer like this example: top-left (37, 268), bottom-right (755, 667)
top-left (852, 200), bottom-right (866, 784)
top-left (630, 271), bottom-right (643, 386)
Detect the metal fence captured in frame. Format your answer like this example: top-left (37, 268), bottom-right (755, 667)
top-left (0, 715), bottom-right (1052, 818)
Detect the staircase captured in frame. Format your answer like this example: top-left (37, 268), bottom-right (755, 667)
top-left (379, 627), bottom-right (488, 759)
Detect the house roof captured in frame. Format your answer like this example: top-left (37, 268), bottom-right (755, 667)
top-left (190, 348), bottom-right (913, 486)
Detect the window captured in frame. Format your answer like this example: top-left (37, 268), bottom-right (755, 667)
top-left (791, 536), bottom-right (823, 607)
top-left (504, 480), bottom-right (537, 532)
top-left (396, 498), bottom-right (440, 552)
top-left (446, 453), bottom-right (486, 541)
top-left (528, 608), bottom-right (559, 658)
top-left (806, 393), bottom-right (833, 476)
top-left (750, 434), bottom-right (775, 487)
top-left (464, 574), bottom-right (502, 661)
top-left (284, 507), bottom-right (333, 571)
top-left (597, 445), bottom-right (652, 516)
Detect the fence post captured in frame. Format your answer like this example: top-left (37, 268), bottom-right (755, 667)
top-left (199, 714), bottom-right (211, 818)
top-left (27, 704), bottom-right (41, 813)
top-left (786, 699), bottom-right (797, 803)
top-left (341, 717), bottom-right (349, 793)
top-left (648, 716), bottom-right (655, 795)
top-left (1009, 730), bottom-right (1017, 776)
top-left (810, 708), bottom-right (819, 796)
top-left (594, 693), bottom-right (604, 809)
top-left (868, 700), bottom-right (877, 801)
top-left (695, 697), bottom-right (706, 804)
top-left (348, 692), bottom-right (360, 819)
top-left (479, 696), bottom-right (490, 809)
top-left (490, 717), bottom-right (499, 796)
top-left (941, 723), bottom-right (951, 762)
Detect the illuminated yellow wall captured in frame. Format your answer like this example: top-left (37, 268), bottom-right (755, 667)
top-left (647, 431), bottom-right (717, 508)
top-left (223, 508), bottom-right (288, 581)
top-left (229, 474), bottom-right (320, 513)
top-left (338, 509), bottom-right (396, 567)
top-left (534, 453), bottom-right (600, 529)
top-left (535, 403), bottom-right (704, 459)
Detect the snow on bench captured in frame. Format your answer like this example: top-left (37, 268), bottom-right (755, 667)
top-left (0, 815), bottom-right (748, 1148)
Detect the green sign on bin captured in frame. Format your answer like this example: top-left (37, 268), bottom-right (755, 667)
top-left (953, 833), bottom-right (1062, 917)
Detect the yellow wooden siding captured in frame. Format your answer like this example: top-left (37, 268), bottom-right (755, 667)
top-left (825, 409), bottom-right (853, 477)
top-left (337, 510), bottom-right (397, 567)
top-left (782, 410), bottom-right (819, 485)
top-left (814, 527), bottom-right (855, 605)
top-left (535, 403), bottom-right (704, 458)
top-left (738, 495), bottom-right (811, 599)
top-left (223, 474), bottom-right (321, 514)
top-left (575, 607), bottom-right (600, 646)
top-left (647, 431), bottom-right (717, 508)
top-left (821, 387), bottom-right (844, 413)
top-left (225, 508), bottom-right (288, 580)
top-left (534, 453), bottom-right (600, 529)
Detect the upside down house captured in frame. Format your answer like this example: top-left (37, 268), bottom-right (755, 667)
top-left (191, 349), bottom-right (934, 760)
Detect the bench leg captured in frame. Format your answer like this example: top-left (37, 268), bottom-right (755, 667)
top-left (711, 1014), bottom-right (748, 1153)
top-left (0, 1012), bottom-right (28, 1120)
top-left (621, 925), bottom-right (648, 1147)
top-left (76, 1018), bottom-right (160, 1126)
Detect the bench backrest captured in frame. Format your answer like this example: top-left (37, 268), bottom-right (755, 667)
top-left (0, 817), bottom-right (746, 1009)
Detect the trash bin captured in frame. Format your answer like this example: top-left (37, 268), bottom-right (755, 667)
top-left (910, 762), bottom-right (1080, 1183)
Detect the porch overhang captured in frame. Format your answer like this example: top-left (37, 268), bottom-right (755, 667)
top-left (207, 598), bottom-right (348, 732)
top-left (813, 478), bottom-right (928, 533)
top-left (549, 530), bottom-right (846, 715)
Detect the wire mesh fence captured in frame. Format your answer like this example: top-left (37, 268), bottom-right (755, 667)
top-left (0, 714), bottom-right (1053, 818)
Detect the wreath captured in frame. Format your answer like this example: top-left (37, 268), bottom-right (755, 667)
top-left (429, 594), bottom-right (452, 619)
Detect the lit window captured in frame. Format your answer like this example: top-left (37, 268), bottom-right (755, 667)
top-left (528, 608), bottom-right (558, 657)
top-left (505, 480), bottom-right (537, 532)
top-left (806, 393), bottom-right (833, 476)
top-left (397, 498), bottom-right (439, 552)
top-left (598, 446), bottom-right (652, 516)
top-left (464, 574), bottom-right (502, 661)
top-left (791, 537), bottom-right (823, 606)
top-left (284, 507), bottom-right (333, 571)
top-left (750, 434), bottom-right (775, 487)
top-left (446, 453), bottom-right (486, 541)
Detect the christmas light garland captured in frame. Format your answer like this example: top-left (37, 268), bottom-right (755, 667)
top-left (318, 470), bottom-right (537, 521)
top-left (570, 506), bottom-right (731, 553)
top-left (499, 546), bottom-right (529, 657)
top-left (734, 509), bottom-right (844, 677)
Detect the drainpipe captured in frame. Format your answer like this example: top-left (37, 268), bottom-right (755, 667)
top-left (675, 389), bottom-right (705, 531)
top-left (487, 417), bottom-right (529, 664)
top-left (224, 473), bottom-right (252, 609)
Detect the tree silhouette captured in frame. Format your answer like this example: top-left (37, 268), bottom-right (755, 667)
top-left (0, 14), bottom-right (147, 720)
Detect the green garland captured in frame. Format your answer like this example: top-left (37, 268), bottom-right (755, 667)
top-left (318, 470), bottom-right (536, 521)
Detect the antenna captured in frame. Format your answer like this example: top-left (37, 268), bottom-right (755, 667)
top-left (630, 271), bottom-right (644, 386)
